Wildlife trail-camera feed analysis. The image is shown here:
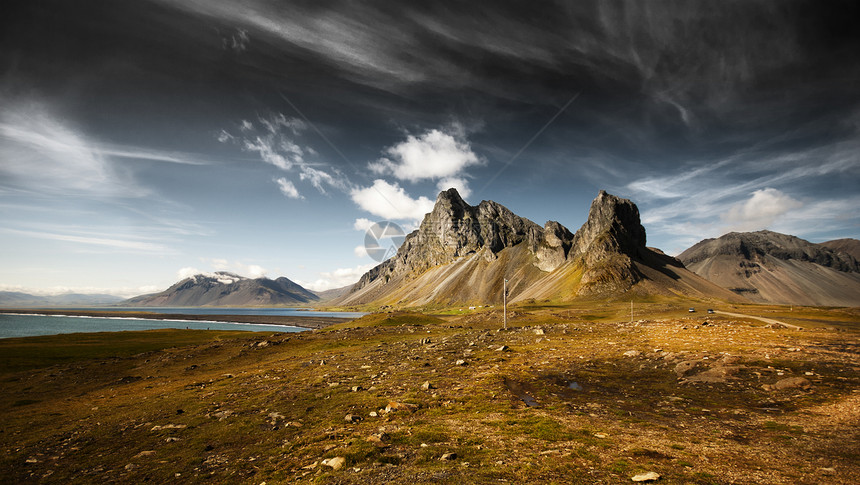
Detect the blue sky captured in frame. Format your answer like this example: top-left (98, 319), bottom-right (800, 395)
top-left (1, 1), bottom-right (859, 296)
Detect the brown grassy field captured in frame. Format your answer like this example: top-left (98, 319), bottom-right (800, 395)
top-left (1, 301), bottom-right (858, 484)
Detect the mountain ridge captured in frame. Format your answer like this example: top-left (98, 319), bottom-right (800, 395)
top-left (123, 272), bottom-right (319, 307)
top-left (336, 189), bottom-right (742, 307)
top-left (678, 231), bottom-right (860, 306)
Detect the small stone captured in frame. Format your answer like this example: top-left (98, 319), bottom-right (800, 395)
top-left (323, 456), bottom-right (346, 470)
top-left (345, 414), bottom-right (362, 423)
top-left (593, 433), bottom-right (608, 439)
top-left (351, 386), bottom-right (363, 392)
top-left (631, 471), bottom-right (660, 482)
top-left (440, 452), bottom-right (457, 461)
top-left (623, 350), bottom-right (641, 357)
top-left (421, 381), bottom-right (434, 390)
top-left (134, 450), bottom-right (156, 458)
top-left (455, 359), bottom-right (467, 366)
top-left (496, 345), bottom-right (509, 352)
top-left (385, 401), bottom-right (418, 413)
top-left (772, 377), bottom-right (812, 391)
top-left (533, 328), bottom-right (545, 335)
top-left (366, 432), bottom-right (389, 445)
top-left (369, 411), bottom-right (378, 417)
top-left (820, 467), bottom-right (837, 475)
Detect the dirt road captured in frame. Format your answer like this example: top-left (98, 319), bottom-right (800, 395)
top-left (716, 310), bottom-right (803, 330)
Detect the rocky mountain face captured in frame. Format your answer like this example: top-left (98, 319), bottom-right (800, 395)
top-left (820, 238), bottom-right (860, 261)
top-left (339, 189), bottom-right (739, 307)
top-left (678, 231), bottom-right (860, 306)
top-left (123, 272), bottom-right (319, 307)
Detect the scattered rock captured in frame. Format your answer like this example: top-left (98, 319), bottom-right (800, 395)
top-left (367, 432), bottom-right (389, 445)
top-left (351, 386), bottom-right (363, 392)
top-left (345, 414), bottom-right (362, 423)
top-left (631, 471), bottom-right (660, 482)
top-left (212, 409), bottom-right (233, 420)
top-left (496, 345), bottom-right (509, 352)
top-left (420, 338), bottom-right (432, 344)
top-left (256, 341), bottom-right (270, 348)
top-left (369, 411), bottom-right (378, 417)
top-left (151, 424), bottom-right (187, 431)
top-left (440, 452), bottom-right (457, 461)
top-left (421, 381), bottom-right (435, 390)
top-left (533, 328), bottom-right (545, 335)
top-left (455, 359), bottom-right (467, 366)
top-left (385, 402), bottom-right (418, 413)
top-left (322, 456), bottom-right (345, 470)
top-left (594, 433), bottom-right (608, 439)
top-left (772, 377), bottom-right (812, 391)
top-left (820, 467), bottom-right (837, 476)
top-left (674, 360), bottom-right (705, 377)
top-left (623, 350), bottom-right (641, 357)
top-left (134, 450), bottom-right (155, 458)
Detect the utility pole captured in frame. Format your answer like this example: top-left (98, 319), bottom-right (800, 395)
top-left (503, 278), bottom-right (508, 330)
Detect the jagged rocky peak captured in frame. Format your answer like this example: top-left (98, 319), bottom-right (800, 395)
top-left (535, 221), bottom-right (574, 272)
top-left (413, 188), bottom-right (543, 262)
top-left (571, 190), bottom-right (646, 263)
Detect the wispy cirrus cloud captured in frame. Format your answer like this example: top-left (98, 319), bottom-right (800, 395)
top-left (220, 112), bottom-right (348, 199)
top-left (0, 99), bottom-right (208, 198)
top-left (3, 228), bottom-right (172, 254)
top-left (622, 134), bottom-right (860, 251)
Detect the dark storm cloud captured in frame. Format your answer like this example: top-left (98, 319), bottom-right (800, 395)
top-left (2, 0), bottom-right (858, 269)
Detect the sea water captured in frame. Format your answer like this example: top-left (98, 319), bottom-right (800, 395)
top-left (1, 313), bottom-right (309, 339)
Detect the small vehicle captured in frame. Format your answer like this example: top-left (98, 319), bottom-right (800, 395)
top-left (707, 309), bottom-right (715, 314)
top-left (688, 308), bottom-right (695, 313)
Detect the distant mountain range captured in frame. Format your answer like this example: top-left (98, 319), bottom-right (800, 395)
top-left (0, 291), bottom-right (124, 308)
top-left (678, 231), bottom-right (860, 307)
top-left (334, 189), bottom-right (740, 307)
top-left (3, 193), bottom-right (857, 310)
top-left (121, 272), bottom-right (319, 307)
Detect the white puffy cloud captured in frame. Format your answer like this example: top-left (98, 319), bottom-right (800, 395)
top-left (354, 245), bottom-right (369, 258)
top-left (350, 179), bottom-right (434, 221)
top-left (177, 267), bottom-right (201, 280)
top-left (185, 260), bottom-right (269, 279)
top-left (369, 125), bottom-right (483, 183)
top-left (721, 188), bottom-right (803, 231)
top-left (353, 217), bottom-right (375, 231)
top-left (298, 263), bottom-right (377, 291)
top-left (436, 176), bottom-right (471, 198)
top-left (274, 177), bottom-right (303, 199)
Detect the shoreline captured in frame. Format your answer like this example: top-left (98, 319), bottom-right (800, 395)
top-left (0, 309), bottom-right (354, 330)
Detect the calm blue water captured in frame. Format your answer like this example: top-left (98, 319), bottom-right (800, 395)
top-left (69, 307), bottom-right (367, 319)
top-left (0, 314), bottom-right (312, 339)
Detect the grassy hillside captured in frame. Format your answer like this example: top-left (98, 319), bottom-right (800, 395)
top-left (1, 303), bottom-right (858, 484)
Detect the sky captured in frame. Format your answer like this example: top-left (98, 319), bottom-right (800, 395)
top-left (1, 0), bottom-right (859, 297)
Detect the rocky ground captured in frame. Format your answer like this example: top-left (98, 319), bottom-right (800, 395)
top-left (1, 306), bottom-right (858, 484)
